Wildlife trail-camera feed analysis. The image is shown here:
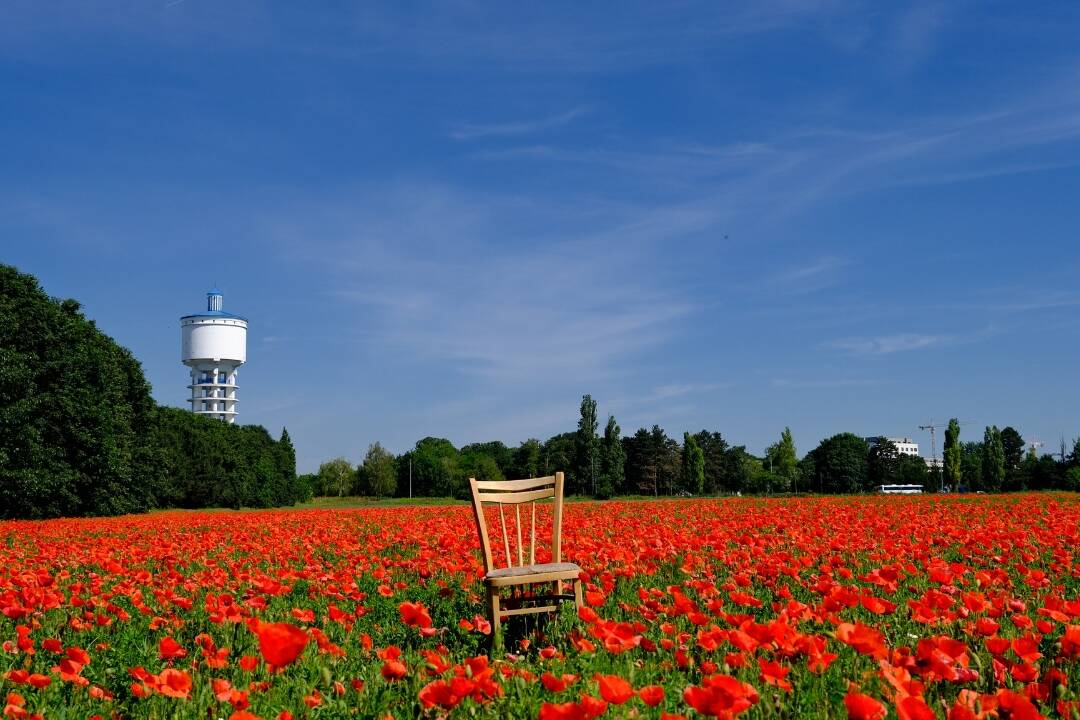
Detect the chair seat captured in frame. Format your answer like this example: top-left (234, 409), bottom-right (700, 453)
top-left (484, 561), bottom-right (581, 587)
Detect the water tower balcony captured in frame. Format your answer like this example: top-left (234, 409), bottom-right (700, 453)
top-left (187, 381), bottom-right (240, 390)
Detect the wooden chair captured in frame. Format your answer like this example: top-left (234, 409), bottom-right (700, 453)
top-left (468, 472), bottom-right (583, 635)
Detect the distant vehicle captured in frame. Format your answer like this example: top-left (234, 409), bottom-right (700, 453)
top-left (879, 484), bottom-right (923, 495)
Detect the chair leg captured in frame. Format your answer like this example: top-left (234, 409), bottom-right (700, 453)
top-left (574, 578), bottom-right (584, 611)
top-left (488, 588), bottom-right (502, 636)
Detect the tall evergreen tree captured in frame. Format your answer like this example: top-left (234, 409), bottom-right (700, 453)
top-left (596, 415), bottom-right (625, 499)
top-left (982, 426), bottom-right (1006, 492)
top-left (680, 432), bottom-right (705, 495)
top-left (765, 427), bottom-right (799, 493)
top-left (574, 394), bottom-right (599, 495)
top-left (943, 418), bottom-right (962, 492)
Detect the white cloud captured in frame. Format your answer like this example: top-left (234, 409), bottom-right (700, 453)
top-left (450, 107), bottom-right (590, 141)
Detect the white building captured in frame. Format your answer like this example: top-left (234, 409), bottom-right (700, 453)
top-left (180, 288), bottom-right (247, 423)
top-left (865, 436), bottom-right (920, 458)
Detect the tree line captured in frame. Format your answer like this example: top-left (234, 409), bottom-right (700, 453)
top-left (314, 395), bottom-right (1080, 500)
top-left (0, 264), bottom-right (304, 519)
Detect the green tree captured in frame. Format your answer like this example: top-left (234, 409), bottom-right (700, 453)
top-left (765, 428), bottom-right (799, 493)
top-left (512, 439), bottom-right (542, 479)
top-left (574, 394), bottom-right (599, 495)
top-left (680, 432), bottom-right (705, 495)
top-left (595, 416), bottom-right (625, 499)
top-left (407, 437), bottom-right (461, 497)
top-left (867, 439), bottom-right (900, 488)
top-left (981, 426), bottom-right (1005, 492)
top-left (807, 433), bottom-right (870, 494)
top-left (0, 264), bottom-right (158, 518)
top-left (358, 442), bottom-right (397, 498)
top-left (276, 428), bottom-right (298, 502)
top-left (460, 441), bottom-right (514, 478)
top-left (960, 441), bottom-right (984, 491)
top-left (897, 454), bottom-right (930, 487)
top-left (1000, 426), bottom-right (1025, 486)
top-left (943, 419), bottom-right (962, 492)
top-left (693, 431), bottom-right (731, 494)
top-left (318, 457), bottom-right (355, 497)
top-left (541, 432), bottom-right (576, 487)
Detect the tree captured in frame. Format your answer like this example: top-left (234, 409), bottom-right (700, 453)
top-left (943, 419), bottom-right (962, 492)
top-left (981, 426), bottom-right (1005, 492)
top-left (960, 441), bottom-right (983, 491)
top-left (0, 264), bottom-right (158, 518)
top-left (897, 454), bottom-right (930, 487)
top-left (807, 433), bottom-right (869, 494)
top-left (460, 441), bottom-right (513, 478)
top-left (867, 439), bottom-right (900, 487)
top-left (407, 437), bottom-right (460, 498)
top-left (574, 394), bottom-right (599, 495)
top-left (1000, 426), bottom-right (1025, 488)
top-left (318, 457), bottom-right (354, 497)
top-left (277, 428), bottom-right (298, 502)
top-left (680, 432), bottom-right (705, 495)
top-left (693, 431), bottom-right (731, 494)
top-left (358, 442), bottom-right (397, 498)
top-left (728, 447), bottom-right (764, 493)
top-left (765, 428), bottom-right (799, 493)
top-left (596, 416), bottom-right (625, 499)
top-left (512, 439), bottom-right (542, 479)
top-left (541, 432), bottom-right (576, 487)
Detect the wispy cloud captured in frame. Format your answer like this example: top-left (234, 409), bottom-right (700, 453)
top-left (272, 183), bottom-right (700, 385)
top-left (823, 332), bottom-right (947, 355)
top-left (771, 377), bottom-right (891, 388)
top-left (450, 107), bottom-right (589, 141)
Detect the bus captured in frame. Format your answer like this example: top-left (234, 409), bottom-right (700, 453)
top-left (878, 484), bottom-right (923, 495)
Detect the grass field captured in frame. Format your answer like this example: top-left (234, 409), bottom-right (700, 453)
top-left (2, 494), bottom-right (1078, 719)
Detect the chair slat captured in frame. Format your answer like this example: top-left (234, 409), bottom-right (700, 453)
top-left (530, 501), bottom-right (536, 565)
top-left (476, 488), bottom-right (554, 504)
top-left (473, 476), bottom-right (555, 492)
top-left (515, 505), bottom-right (523, 567)
top-left (498, 504), bottom-right (512, 568)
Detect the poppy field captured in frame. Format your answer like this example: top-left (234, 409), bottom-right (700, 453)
top-left (2, 494), bottom-right (1079, 719)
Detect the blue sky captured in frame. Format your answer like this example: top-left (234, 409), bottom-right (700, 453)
top-left (4, 1), bottom-right (1080, 472)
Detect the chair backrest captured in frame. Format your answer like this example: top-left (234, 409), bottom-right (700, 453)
top-left (469, 472), bottom-right (565, 574)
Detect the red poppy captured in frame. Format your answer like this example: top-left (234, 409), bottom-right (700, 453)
top-left (250, 622), bottom-right (308, 668)
top-left (844, 692), bottom-right (886, 720)
top-left (639, 685), bottom-right (665, 707)
top-left (398, 601), bottom-right (433, 629)
top-left (158, 636), bottom-right (186, 661)
top-left (594, 674), bottom-right (634, 705)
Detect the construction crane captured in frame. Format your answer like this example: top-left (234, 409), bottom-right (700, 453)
top-left (918, 419), bottom-right (967, 491)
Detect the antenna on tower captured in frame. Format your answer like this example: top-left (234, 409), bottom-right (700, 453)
top-left (1026, 436), bottom-right (1044, 457)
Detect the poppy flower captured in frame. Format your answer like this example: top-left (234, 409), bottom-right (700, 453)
top-left (639, 685), bottom-right (665, 707)
top-left (844, 692), bottom-right (886, 720)
top-left (399, 601), bottom-right (433, 629)
top-left (159, 636), bottom-right (186, 661)
top-left (250, 622), bottom-right (308, 669)
top-left (594, 674), bottom-right (634, 705)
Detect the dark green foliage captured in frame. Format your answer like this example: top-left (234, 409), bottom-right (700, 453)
top-left (573, 394), bottom-right (599, 495)
top-left (511, 439), bottom-right (542, 479)
top-left (1000, 426), bottom-right (1025, 488)
top-left (0, 265), bottom-right (159, 518)
top-left (867, 439), bottom-right (900, 487)
top-left (0, 264), bottom-right (302, 518)
top-left (806, 433), bottom-right (869, 493)
top-left (982, 426), bottom-right (1006, 492)
top-left (540, 432), bottom-right (576, 490)
top-left (358, 442), bottom-right (397, 498)
top-left (944, 419), bottom-right (962, 491)
top-left (596, 416), bottom-right (625, 499)
top-left (622, 426), bottom-right (679, 496)
top-left (460, 441), bottom-right (513, 478)
top-left (960, 441), bottom-right (983, 491)
top-left (150, 408), bottom-right (304, 509)
top-left (897, 454), bottom-right (931, 487)
top-left (679, 431), bottom-right (705, 495)
top-left (693, 431), bottom-right (733, 494)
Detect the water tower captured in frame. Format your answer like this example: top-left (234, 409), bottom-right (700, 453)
top-left (180, 288), bottom-right (247, 423)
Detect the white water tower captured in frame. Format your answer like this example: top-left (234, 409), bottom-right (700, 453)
top-left (180, 288), bottom-right (247, 423)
